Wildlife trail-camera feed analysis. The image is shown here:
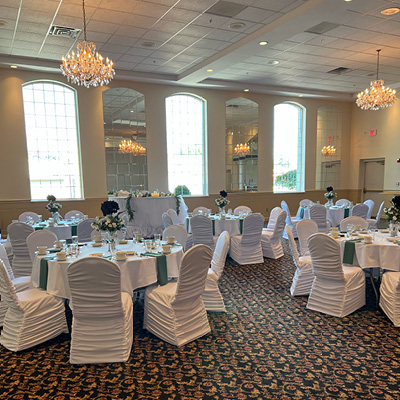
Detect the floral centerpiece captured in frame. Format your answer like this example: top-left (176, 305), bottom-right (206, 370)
top-left (324, 186), bottom-right (337, 206)
top-left (384, 196), bottom-right (400, 236)
top-left (45, 195), bottom-right (62, 221)
top-left (215, 190), bottom-right (230, 214)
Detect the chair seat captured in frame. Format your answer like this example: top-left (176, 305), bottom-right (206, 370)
top-left (12, 276), bottom-right (30, 291)
top-left (261, 232), bottom-right (284, 259)
top-left (230, 235), bottom-right (264, 265)
top-left (203, 270), bottom-right (226, 312)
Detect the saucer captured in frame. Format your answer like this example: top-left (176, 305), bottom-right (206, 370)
top-left (116, 257), bottom-right (127, 261)
top-left (92, 242), bottom-right (102, 247)
top-left (126, 251), bottom-right (135, 256)
top-left (89, 253), bottom-right (103, 257)
top-left (387, 237), bottom-right (398, 243)
top-left (119, 240), bottom-right (128, 244)
top-left (380, 229), bottom-right (389, 233)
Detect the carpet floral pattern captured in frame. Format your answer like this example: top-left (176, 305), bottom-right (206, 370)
top-left (1, 241), bottom-right (400, 399)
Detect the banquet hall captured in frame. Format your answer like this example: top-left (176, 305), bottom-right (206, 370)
top-left (1, 0), bottom-right (400, 398)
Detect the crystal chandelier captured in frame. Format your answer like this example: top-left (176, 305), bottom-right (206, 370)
top-left (356, 49), bottom-right (396, 110)
top-left (119, 140), bottom-right (146, 156)
top-left (60, 0), bottom-right (115, 88)
top-left (321, 146), bottom-right (336, 156)
top-left (234, 143), bottom-right (250, 157)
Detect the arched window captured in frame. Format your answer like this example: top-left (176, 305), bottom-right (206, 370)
top-left (165, 94), bottom-right (207, 196)
top-left (273, 102), bottom-right (305, 192)
top-left (22, 81), bottom-right (82, 200)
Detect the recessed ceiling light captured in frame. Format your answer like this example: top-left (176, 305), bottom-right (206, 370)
top-left (266, 60), bottom-right (279, 65)
top-left (207, 69), bottom-right (213, 72)
top-left (141, 41), bottom-right (156, 48)
top-left (381, 7), bottom-right (400, 16)
top-left (244, 89), bottom-right (250, 92)
top-left (259, 41), bottom-right (268, 46)
top-left (229, 22), bottom-right (246, 30)
top-left (10, 65), bottom-right (17, 69)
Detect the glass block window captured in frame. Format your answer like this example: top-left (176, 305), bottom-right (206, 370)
top-left (22, 81), bottom-right (83, 200)
top-left (165, 94), bottom-right (207, 196)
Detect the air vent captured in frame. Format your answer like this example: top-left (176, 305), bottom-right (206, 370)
top-left (305, 22), bottom-right (340, 35)
top-left (49, 25), bottom-right (81, 39)
top-left (226, 104), bottom-right (240, 108)
top-left (205, 1), bottom-right (247, 18)
top-left (327, 67), bottom-right (352, 75)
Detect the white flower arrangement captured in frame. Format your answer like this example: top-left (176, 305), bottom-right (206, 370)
top-left (45, 195), bottom-right (62, 214)
top-left (91, 214), bottom-right (125, 233)
top-left (215, 190), bottom-right (230, 209)
top-left (324, 186), bottom-right (337, 201)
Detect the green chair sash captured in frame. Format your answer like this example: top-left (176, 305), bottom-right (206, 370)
top-left (342, 239), bottom-right (362, 264)
top-left (143, 253), bottom-right (168, 286)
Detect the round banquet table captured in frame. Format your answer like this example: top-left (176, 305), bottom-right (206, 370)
top-left (31, 241), bottom-right (183, 299)
top-left (33, 222), bottom-right (78, 240)
top-left (186, 215), bottom-right (243, 236)
top-left (303, 206), bottom-right (350, 227)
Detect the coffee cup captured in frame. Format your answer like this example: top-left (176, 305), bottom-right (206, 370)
top-left (331, 227), bottom-right (338, 231)
top-left (135, 233), bottom-right (142, 242)
top-left (162, 245), bottom-right (171, 254)
top-left (116, 251), bottom-right (126, 260)
top-left (55, 240), bottom-right (62, 249)
top-left (331, 231), bottom-right (339, 238)
top-left (167, 236), bottom-right (175, 244)
top-left (364, 235), bottom-right (372, 244)
top-left (57, 251), bottom-right (67, 261)
top-left (94, 234), bottom-right (102, 243)
top-left (37, 246), bottom-right (47, 255)
top-left (355, 224), bottom-right (361, 231)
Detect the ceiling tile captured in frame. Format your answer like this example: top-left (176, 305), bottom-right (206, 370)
top-left (114, 25), bottom-right (147, 38)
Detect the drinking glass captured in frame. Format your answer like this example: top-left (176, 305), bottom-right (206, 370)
top-left (154, 234), bottom-right (161, 249)
top-left (72, 235), bottom-right (78, 244)
top-left (70, 243), bottom-right (79, 258)
top-left (144, 240), bottom-right (152, 253)
top-left (120, 227), bottom-right (127, 241)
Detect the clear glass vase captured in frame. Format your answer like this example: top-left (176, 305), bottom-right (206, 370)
top-left (389, 221), bottom-right (398, 237)
top-left (325, 198), bottom-right (334, 207)
top-left (107, 231), bottom-right (118, 257)
top-left (219, 206), bottom-right (226, 216)
top-left (52, 211), bottom-right (61, 223)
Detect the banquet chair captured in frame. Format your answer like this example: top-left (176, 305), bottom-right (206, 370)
top-left (163, 225), bottom-right (189, 251)
top-left (309, 204), bottom-right (331, 233)
top-left (230, 213), bottom-right (265, 265)
top-left (286, 226), bottom-right (313, 296)
top-left (363, 200), bottom-right (375, 220)
top-left (144, 244), bottom-right (213, 346)
top-left (336, 199), bottom-right (350, 207)
top-left (340, 216), bottom-right (369, 231)
top-left (192, 206), bottom-right (209, 215)
top-left (295, 199), bottom-right (313, 219)
top-left (67, 257), bottom-right (133, 363)
top-left (7, 222), bottom-right (34, 277)
top-left (0, 244), bottom-right (30, 326)
top-left (306, 233), bottom-right (365, 317)
top-left (0, 260), bottom-right (68, 352)
top-left (281, 200), bottom-right (301, 239)
top-left (379, 271), bottom-right (400, 327)
top-left (297, 219), bottom-right (318, 257)
top-left (64, 210), bottom-right (85, 220)
top-left (162, 212), bottom-right (173, 228)
top-left (167, 208), bottom-right (185, 228)
top-left (77, 218), bottom-right (95, 242)
top-left (26, 230), bottom-right (58, 261)
top-left (367, 201), bottom-right (385, 229)
top-left (203, 231), bottom-right (230, 312)
top-left (233, 206), bottom-right (252, 216)
top-left (261, 209), bottom-right (286, 259)
top-left (350, 203), bottom-right (369, 219)
top-left (190, 215), bottom-right (218, 251)
top-left (264, 207), bottom-right (282, 232)
top-left (18, 211), bottom-right (40, 223)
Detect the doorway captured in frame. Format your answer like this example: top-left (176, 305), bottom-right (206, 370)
top-left (362, 159), bottom-right (385, 217)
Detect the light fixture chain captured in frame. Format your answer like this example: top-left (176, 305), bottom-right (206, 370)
top-left (82, 0), bottom-right (87, 42)
top-left (376, 49), bottom-right (381, 80)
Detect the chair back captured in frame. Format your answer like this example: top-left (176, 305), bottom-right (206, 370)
top-left (190, 215), bottom-right (215, 248)
top-left (300, 199), bottom-right (313, 207)
top-left (173, 245), bottom-right (213, 303)
top-left (351, 203), bottom-right (369, 219)
top-left (18, 211), bottom-right (40, 223)
top-left (77, 218), bottom-right (95, 242)
top-left (192, 206), bottom-right (209, 215)
top-left (65, 210), bottom-right (85, 220)
top-left (270, 210), bottom-right (287, 243)
top-left (26, 230), bottom-right (58, 261)
top-left (67, 257), bottom-right (123, 318)
top-left (162, 212), bottom-right (173, 228)
top-left (375, 201), bottom-right (385, 221)
top-left (339, 216), bottom-right (369, 231)
top-left (308, 233), bottom-right (344, 281)
top-left (286, 225), bottom-right (300, 267)
top-left (297, 219), bottom-right (318, 257)
top-left (233, 206), bottom-right (252, 216)
top-left (266, 207), bottom-right (282, 230)
top-left (7, 222), bottom-right (34, 263)
top-left (0, 243), bottom-right (14, 281)
top-left (167, 208), bottom-right (180, 225)
top-left (241, 213), bottom-right (265, 246)
top-left (162, 225), bottom-right (188, 250)
top-left (210, 231), bottom-right (230, 279)
top-left (363, 200), bottom-right (375, 219)
top-left (309, 204), bottom-right (329, 231)
top-left (0, 260), bottom-right (22, 312)
top-left (336, 199), bottom-right (350, 207)
top-left (281, 200), bottom-right (293, 228)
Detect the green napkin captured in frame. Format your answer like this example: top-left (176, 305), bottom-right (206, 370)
top-left (344, 208), bottom-right (350, 218)
top-left (143, 253), bottom-right (168, 286)
top-left (239, 218), bottom-right (243, 234)
top-left (343, 239), bottom-right (363, 264)
top-left (39, 256), bottom-right (55, 290)
top-left (48, 248), bottom-right (62, 253)
top-left (186, 217), bottom-right (190, 231)
top-left (300, 207), bottom-right (305, 219)
top-left (212, 219), bottom-right (215, 235)
top-left (71, 224), bottom-right (78, 236)
top-left (34, 226), bottom-right (44, 231)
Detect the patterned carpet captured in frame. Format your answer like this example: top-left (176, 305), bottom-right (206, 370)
top-left (1, 240), bottom-right (400, 400)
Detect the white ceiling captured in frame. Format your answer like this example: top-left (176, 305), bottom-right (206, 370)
top-left (1, 0), bottom-right (400, 100)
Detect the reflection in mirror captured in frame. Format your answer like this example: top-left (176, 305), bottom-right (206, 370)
top-left (315, 106), bottom-right (342, 190)
top-left (103, 88), bottom-right (148, 192)
top-left (226, 98), bottom-right (258, 191)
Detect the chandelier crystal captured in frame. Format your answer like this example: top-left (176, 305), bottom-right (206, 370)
top-left (60, 0), bottom-right (115, 88)
top-left (321, 146), bottom-right (336, 156)
top-left (234, 143), bottom-right (250, 157)
top-left (356, 50), bottom-right (396, 111)
top-left (119, 140), bottom-right (146, 156)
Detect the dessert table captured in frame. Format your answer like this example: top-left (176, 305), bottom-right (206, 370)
top-left (31, 241), bottom-right (183, 299)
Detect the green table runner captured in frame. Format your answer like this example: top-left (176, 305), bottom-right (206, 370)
top-left (143, 253), bottom-right (168, 286)
top-left (39, 256), bottom-right (55, 290)
top-left (344, 208), bottom-right (350, 218)
top-left (300, 207), bottom-right (305, 219)
top-left (343, 239), bottom-right (363, 264)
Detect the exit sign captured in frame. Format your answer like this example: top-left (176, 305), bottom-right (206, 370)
top-left (370, 130), bottom-right (377, 136)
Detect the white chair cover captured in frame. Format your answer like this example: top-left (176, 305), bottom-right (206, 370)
top-left (64, 210), bottom-right (85, 220)
top-left (367, 201), bottom-right (384, 229)
top-left (190, 215), bottom-right (218, 251)
top-left (67, 257), bottom-right (133, 363)
top-left (286, 226), bottom-right (313, 296)
top-left (264, 207), bottom-right (282, 232)
top-left (363, 200), bottom-right (375, 220)
top-left (26, 230), bottom-right (58, 261)
top-left (203, 231), bottom-right (230, 312)
top-left (162, 212), bottom-right (173, 228)
top-left (233, 206), bottom-right (252, 216)
top-left (163, 225), bottom-right (189, 251)
top-left (144, 244), bottom-right (213, 346)
top-left (339, 216), bottom-right (369, 231)
top-left (309, 204), bottom-right (331, 233)
top-left (192, 206), bottom-right (209, 215)
top-left (379, 271), bottom-right (400, 327)
top-left (230, 213), bottom-right (265, 265)
top-left (77, 218), bottom-right (95, 242)
top-left (295, 199), bottom-right (313, 219)
top-left (166, 208), bottom-right (178, 224)
top-left (336, 199), bottom-right (350, 206)
top-left (7, 222), bottom-right (34, 277)
top-left (18, 211), bottom-right (40, 223)
top-left (261, 210), bottom-right (286, 259)
top-left (350, 204), bottom-right (369, 219)
top-left (0, 260), bottom-right (68, 352)
top-left (281, 200), bottom-right (300, 239)
top-left (297, 219), bottom-right (318, 257)
top-left (306, 233), bottom-right (365, 317)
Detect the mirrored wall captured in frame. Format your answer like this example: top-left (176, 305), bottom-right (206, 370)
top-left (225, 98), bottom-right (258, 191)
top-left (103, 87), bottom-right (148, 192)
top-left (315, 105), bottom-right (342, 190)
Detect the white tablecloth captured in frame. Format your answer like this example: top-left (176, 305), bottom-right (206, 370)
top-left (33, 222), bottom-right (77, 240)
top-left (110, 196), bottom-right (188, 237)
top-left (31, 241), bottom-right (183, 299)
top-left (186, 215), bottom-right (242, 236)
